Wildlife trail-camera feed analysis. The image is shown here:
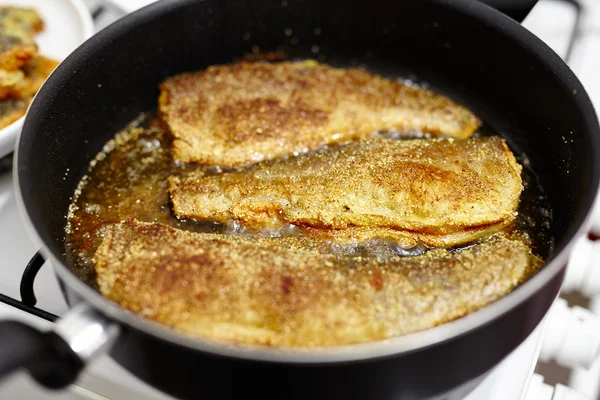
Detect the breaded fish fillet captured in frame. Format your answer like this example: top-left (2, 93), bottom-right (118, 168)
top-left (0, 56), bottom-right (58, 100)
top-left (0, 7), bottom-right (43, 33)
top-left (94, 220), bottom-right (541, 347)
top-left (301, 220), bottom-right (514, 249)
top-left (159, 60), bottom-right (481, 166)
top-left (0, 68), bottom-right (24, 98)
top-left (169, 136), bottom-right (523, 247)
top-left (0, 96), bottom-right (27, 130)
top-left (16, 55), bottom-right (58, 97)
top-left (0, 7), bottom-right (43, 71)
top-left (0, 56), bottom-right (57, 128)
top-left (0, 35), bottom-right (36, 72)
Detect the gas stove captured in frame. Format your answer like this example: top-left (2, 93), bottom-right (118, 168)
top-left (0, 1), bottom-right (599, 399)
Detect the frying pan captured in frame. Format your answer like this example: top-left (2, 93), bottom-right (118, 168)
top-left (2, 0), bottom-right (599, 399)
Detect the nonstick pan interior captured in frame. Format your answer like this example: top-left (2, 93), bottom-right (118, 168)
top-left (16, 0), bottom-right (600, 337)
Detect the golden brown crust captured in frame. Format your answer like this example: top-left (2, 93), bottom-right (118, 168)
top-left (0, 9), bottom-right (54, 107)
top-left (16, 55), bottom-right (58, 97)
top-left (169, 136), bottom-right (522, 246)
top-left (0, 67), bottom-right (24, 98)
top-left (0, 96), bottom-right (28, 129)
top-left (0, 43), bottom-right (36, 71)
top-left (0, 7), bottom-right (44, 71)
top-left (0, 55), bottom-right (57, 100)
top-left (0, 7), bottom-right (44, 33)
top-left (301, 219), bottom-right (515, 249)
top-left (159, 60), bottom-right (481, 166)
top-left (94, 220), bottom-right (541, 347)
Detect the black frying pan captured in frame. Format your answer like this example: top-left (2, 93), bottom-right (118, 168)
top-left (2, 0), bottom-right (599, 399)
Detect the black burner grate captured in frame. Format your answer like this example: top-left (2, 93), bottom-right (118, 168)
top-left (0, 153), bottom-right (12, 175)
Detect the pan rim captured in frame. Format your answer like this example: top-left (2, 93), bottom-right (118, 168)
top-left (14, 0), bottom-right (600, 363)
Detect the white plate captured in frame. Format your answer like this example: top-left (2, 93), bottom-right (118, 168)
top-left (0, 0), bottom-right (94, 158)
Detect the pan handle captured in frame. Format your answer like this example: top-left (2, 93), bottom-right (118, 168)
top-left (0, 303), bottom-right (119, 389)
top-left (477, 0), bottom-right (538, 22)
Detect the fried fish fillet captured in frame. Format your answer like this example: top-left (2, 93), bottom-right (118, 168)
top-left (0, 68), bottom-right (24, 98)
top-left (0, 7), bottom-right (43, 34)
top-left (0, 56), bottom-right (58, 99)
top-left (0, 56), bottom-right (57, 129)
top-left (159, 60), bottom-right (481, 166)
top-left (93, 220), bottom-right (542, 347)
top-left (16, 55), bottom-right (58, 97)
top-left (0, 34), bottom-right (37, 72)
top-left (301, 220), bottom-right (515, 250)
top-left (0, 9), bottom-right (52, 103)
top-left (0, 7), bottom-right (43, 71)
top-left (0, 96), bottom-right (28, 130)
top-left (169, 136), bottom-right (523, 247)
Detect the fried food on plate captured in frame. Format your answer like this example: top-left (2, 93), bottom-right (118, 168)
top-left (0, 7), bottom-right (59, 128)
top-left (0, 96), bottom-right (27, 129)
top-left (0, 7), bottom-right (43, 71)
top-left (0, 55), bottom-right (58, 99)
top-left (17, 55), bottom-right (58, 97)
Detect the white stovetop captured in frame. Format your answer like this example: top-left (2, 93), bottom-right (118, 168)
top-left (1, 0), bottom-right (599, 399)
